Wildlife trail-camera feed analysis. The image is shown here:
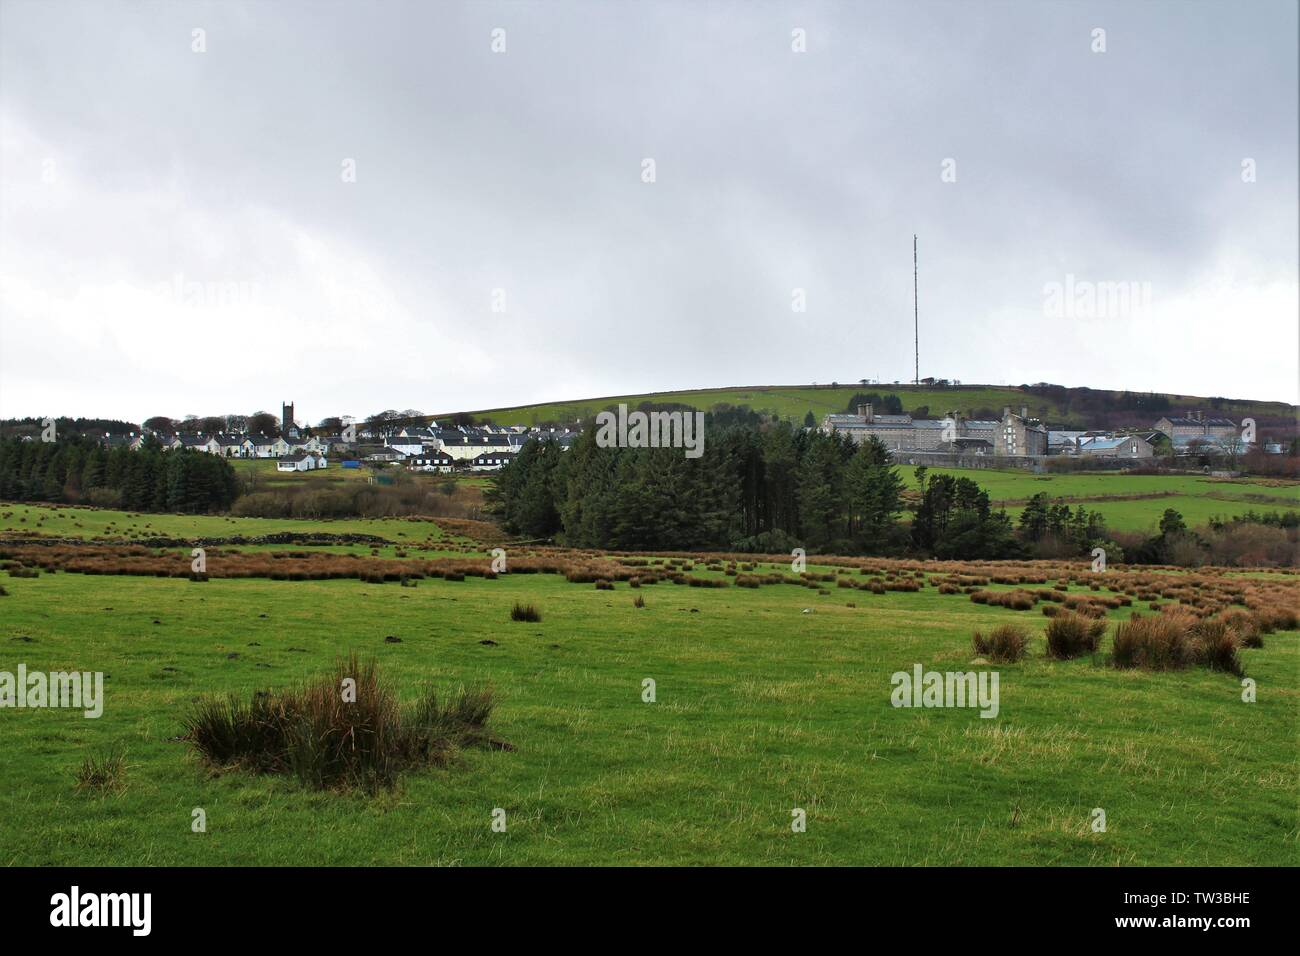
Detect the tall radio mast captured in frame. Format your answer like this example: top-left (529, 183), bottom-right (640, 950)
top-left (913, 235), bottom-right (919, 386)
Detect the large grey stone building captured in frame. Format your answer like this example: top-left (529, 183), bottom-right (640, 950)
top-left (822, 403), bottom-right (1046, 457)
top-left (1153, 412), bottom-right (1237, 444)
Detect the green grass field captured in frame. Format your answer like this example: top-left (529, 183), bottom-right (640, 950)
top-left (229, 459), bottom-right (374, 486)
top-left (916, 468), bottom-right (1299, 532)
top-left (0, 502), bottom-right (446, 545)
top-left (1, 564), bottom-right (1295, 866)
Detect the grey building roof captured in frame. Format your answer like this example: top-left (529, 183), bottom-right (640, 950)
top-left (1163, 415), bottom-right (1235, 427)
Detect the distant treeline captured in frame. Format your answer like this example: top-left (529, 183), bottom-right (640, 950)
top-left (487, 421), bottom-right (1057, 558)
top-left (0, 437), bottom-right (238, 513)
top-left (0, 417), bottom-right (140, 439)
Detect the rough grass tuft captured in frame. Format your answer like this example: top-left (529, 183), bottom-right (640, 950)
top-left (182, 655), bottom-right (503, 792)
top-left (1188, 618), bottom-right (1246, 676)
top-left (971, 623), bottom-right (1030, 662)
top-left (74, 746), bottom-right (127, 793)
top-left (510, 602), bottom-right (541, 622)
top-left (1111, 614), bottom-right (1196, 671)
top-left (1045, 611), bottom-right (1106, 660)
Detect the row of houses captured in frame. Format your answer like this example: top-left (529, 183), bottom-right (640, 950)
top-left (387, 425), bottom-right (579, 473)
top-left (88, 422), bottom-right (580, 474)
top-left (402, 449), bottom-right (518, 473)
top-left (379, 425), bottom-right (579, 460)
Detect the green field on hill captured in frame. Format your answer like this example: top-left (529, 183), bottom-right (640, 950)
top-left (0, 564), bottom-right (1293, 866)
top-left (445, 383), bottom-right (1293, 428)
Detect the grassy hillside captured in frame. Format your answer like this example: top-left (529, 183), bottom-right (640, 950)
top-left (440, 383), bottom-right (1296, 429)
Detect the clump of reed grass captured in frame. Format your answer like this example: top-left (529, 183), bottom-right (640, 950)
top-left (510, 602), bottom-right (541, 622)
top-left (182, 655), bottom-right (502, 792)
top-left (1045, 611), bottom-right (1107, 660)
top-left (1111, 614), bottom-right (1196, 671)
top-left (75, 746), bottom-right (127, 793)
top-left (971, 623), bottom-right (1030, 662)
top-left (1187, 617), bottom-right (1245, 676)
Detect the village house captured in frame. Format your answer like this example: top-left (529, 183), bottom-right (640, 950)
top-left (95, 432), bottom-right (147, 451)
top-left (213, 434), bottom-right (249, 457)
top-left (407, 450), bottom-right (456, 473)
top-left (248, 433), bottom-right (278, 458)
top-left (468, 450), bottom-right (517, 472)
top-left (438, 430), bottom-right (514, 461)
top-left (385, 434), bottom-right (426, 458)
top-left (397, 426), bottom-right (438, 445)
top-left (276, 452), bottom-right (327, 472)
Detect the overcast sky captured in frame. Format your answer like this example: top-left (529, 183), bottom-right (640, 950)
top-left (1, 0), bottom-right (1296, 426)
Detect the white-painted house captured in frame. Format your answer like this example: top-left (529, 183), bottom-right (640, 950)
top-left (386, 435), bottom-right (425, 457)
top-left (276, 452), bottom-right (327, 472)
top-left (407, 450), bottom-right (456, 473)
top-left (249, 434), bottom-right (278, 458)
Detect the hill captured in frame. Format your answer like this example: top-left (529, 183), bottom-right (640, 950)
top-left (436, 382), bottom-right (1297, 433)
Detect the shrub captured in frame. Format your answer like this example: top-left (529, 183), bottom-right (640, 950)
top-left (510, 602), bottom-right (541, 623)
top-left (1045, 611), bottom-right (1106, 660)
top-left (182, 655), bottom-right (501, 792)
top-left (1111, 615), bottom-right (1195, 671)
top-left (971, 623), bottom-right (1030, 662)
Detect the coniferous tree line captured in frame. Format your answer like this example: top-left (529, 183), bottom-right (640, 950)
top-left (0, 416), bottom-right (139, 439)
top-left (0, 437), bottom-right (238, 513)
top-left (488, 419), bottom-right (913, 554)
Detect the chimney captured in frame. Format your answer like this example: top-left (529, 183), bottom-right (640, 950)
top-left (1002, 406), bottom-right (1011, 418)
top-left (1020, 406), bottom-right (1028, 419)
top-left (857, 403), bottom-right (874, 422)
